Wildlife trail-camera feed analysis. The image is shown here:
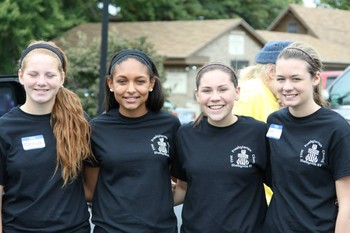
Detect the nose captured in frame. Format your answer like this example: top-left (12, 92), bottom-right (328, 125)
top-left (210, 91), bottom-right (221, 101)
top-left (126, 81), bottom-right (136, 93)
top-left (36, 75), bottom-right (47, 86)
top-left (282, 79), bottom-right (293, 91)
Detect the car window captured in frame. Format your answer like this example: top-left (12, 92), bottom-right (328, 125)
top-left (0, 76), bottom-right (26, 116)
top-left (0, 86), bottom-right (16, 116)
top-left (328, 68), bottom-right (350, 107)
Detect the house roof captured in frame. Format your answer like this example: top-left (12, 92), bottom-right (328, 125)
top-left (61, 19), bottom-right (265, 59)
top-left (257, 30), bottom-right (350, 65)
top-left (268, 4), bottom-right (350, 48)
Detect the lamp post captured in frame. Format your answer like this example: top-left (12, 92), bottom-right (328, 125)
top-left (98, 0), bottom-right (109, 114)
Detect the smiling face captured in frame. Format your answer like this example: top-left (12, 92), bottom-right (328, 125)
top-left (18, 52), bottom-right (64, 113)
top-left (195, 69), bottom-right (239, 127)
top-left (275, 58), bottom-right (320, 115)
top-left (107, 58), bottom-right (155, 117)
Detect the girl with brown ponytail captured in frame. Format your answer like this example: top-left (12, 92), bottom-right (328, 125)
top-left (0, 40), bottom-right (92, 232)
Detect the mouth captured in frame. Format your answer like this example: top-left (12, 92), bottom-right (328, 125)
top-left (34, 89), bottom-right (49, 93)
top-left (283, 94), bottom-right (298, 98)
top-left (123, 96), bottom-right (139, 103)
top-left (208, 105), bottom-right (224, 110)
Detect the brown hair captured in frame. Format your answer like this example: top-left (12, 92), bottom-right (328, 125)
top-left (193, 62), bottom-right (238, 126)
top-left (20, 41), bottom-right (92, 186)
top-left (277, 42), bottom-right (329, 107)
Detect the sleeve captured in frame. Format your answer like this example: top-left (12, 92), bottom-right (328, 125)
top-left (0, 138), bottom-right (7, 185)
top-left (331, 131), bottom-right (350, 180)
top-left (170, 130), bottom-right (187, 181)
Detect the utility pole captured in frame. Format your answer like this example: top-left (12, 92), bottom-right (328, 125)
top-left (98, 0), bottom-right (109, 114)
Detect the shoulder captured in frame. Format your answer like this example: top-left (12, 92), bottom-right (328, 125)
top-left (238, 115), bottom-right (266, 127)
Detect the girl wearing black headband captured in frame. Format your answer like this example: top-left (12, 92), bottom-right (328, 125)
top-left (0, 41), bottom-right (92, 232)
top-left (85, 49), bottom-right (180, 232)
top-left (171, 62), bottom-right (269, 233)
top-left (264, 42), bottom-right (350, 232)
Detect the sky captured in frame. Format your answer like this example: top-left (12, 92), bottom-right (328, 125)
top-left (303, 0), bottom-right (316, 7)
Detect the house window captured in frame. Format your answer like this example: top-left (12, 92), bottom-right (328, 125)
top-left (288, 22), bottom-right (298, 33)
top-left (164, 71), bottom-right (187, 94)
top-left (231, 60), bottom-right (249, 70)
top-left (229, 34), bottom-right (244, 55)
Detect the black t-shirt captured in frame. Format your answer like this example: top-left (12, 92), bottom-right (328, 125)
top-left (171, 116), bottom-right (269, 233)
top-left (265, 107), bottom-right (350, 232)
top-left (89, 109), bottom-right (180, 233)
top-left (0, 107), bottom-right (90, 233)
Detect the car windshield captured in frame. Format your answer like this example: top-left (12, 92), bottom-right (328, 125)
top-left (328, 68), bottom-right (350, 107)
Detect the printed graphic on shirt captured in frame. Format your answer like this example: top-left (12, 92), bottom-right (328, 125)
top-left (151, 135), bottom-right (170, 157)
top-left (230, 146), bottom-right (255, 168)
top-left (300, 140), bottom-right (326, 167)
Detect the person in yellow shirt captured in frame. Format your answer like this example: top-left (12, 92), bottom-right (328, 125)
top-left (233, 40), bottom-right (292, 203)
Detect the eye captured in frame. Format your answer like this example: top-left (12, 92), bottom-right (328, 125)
top-left (136, 79), bottom-right (146, 85)
top-left (46, 73), bottom-right (56, 78)
top-left (116, 79), bottom-right (127, 85)
top-left (218, 87), bottom-right (228, 92)
top-left (28, 73), bottom-right (38, 77)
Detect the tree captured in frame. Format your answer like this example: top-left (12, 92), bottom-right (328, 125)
top-left (109, 0), bottom-right (302, 29)
top-left (0, 0), bottom-right (98, 74)
top-left (318, 0), bottom-right (350, 9)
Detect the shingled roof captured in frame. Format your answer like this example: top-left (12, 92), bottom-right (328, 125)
top-left (268, 4), bottom-right (350, 48)
top-left (61, 19), bottom-right (265, 59)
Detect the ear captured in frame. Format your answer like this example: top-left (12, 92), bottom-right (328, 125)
top-left (234, 86), bottom-right (240, 101)
top-left (312, 71), bottom-right (321, 86)
top-left (107, 77), bottom-right (113, 90)
top-left (150, 77), bottom-right (156, 91)
top-left (195, 89), bottom-right (200, 103)
top-left (267, 64), bottom-right (276, 80)
top-left (18, 69), bottom-right (24, 85)
top-left (60, 71), bottom-right (65, 86)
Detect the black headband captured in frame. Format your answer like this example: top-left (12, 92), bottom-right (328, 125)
top-left (19, 43), bottom-right (65, 70)
top-left (108, 49), bottom-right (154, 75)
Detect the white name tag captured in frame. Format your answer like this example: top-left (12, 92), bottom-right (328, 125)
top-left (21, 135), bottom-right (46, 150)
top-left (266, 124), bottom-right (283, 139)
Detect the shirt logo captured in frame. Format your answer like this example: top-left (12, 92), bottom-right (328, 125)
top-left (230, 146), bottom-right (255, 168)
top-left (151, 135), bottom-right (170, 157)
top-left (300, 140), bottom-right (326, 167)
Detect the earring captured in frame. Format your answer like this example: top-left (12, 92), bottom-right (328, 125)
top-left (149, 89), bottom-right (153, 92)
top-left (110, 89), bottom-right (113, 92)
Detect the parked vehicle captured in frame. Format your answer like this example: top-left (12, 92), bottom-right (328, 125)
top-left (325, 66), bottom-right (350, 122)
top-left (0, 75), bottom-right (25, 116)
top-left (173, 107), bottom-right (197, 124)
top-left (320, 70), bottom-right (342, 89)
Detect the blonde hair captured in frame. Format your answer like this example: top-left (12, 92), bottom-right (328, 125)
top-left (20, 41), bottom-right (92, 186)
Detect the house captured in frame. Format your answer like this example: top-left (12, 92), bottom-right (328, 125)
top-left (59, 4), bottom-right (350, 108)
top-left (59, 19), bottom-right (266, 108)
top-left (257, 4), bottom-right (350, 71)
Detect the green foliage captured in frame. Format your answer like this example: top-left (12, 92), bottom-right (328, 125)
top-left (109, 0), bottom-right (300, 29)
top-left (0, 0), bottom-right (98, 74)
top-left (318, 0), bottom-right (350, 9)
top-left (59, 30), bottom-right (165, 117)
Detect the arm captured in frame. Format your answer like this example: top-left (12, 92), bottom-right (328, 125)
top-left (335, 176), bottom-right (350, 233)
top-left (0, 185), bottom-right (3, 233)
top-left (173, 178), bottom-right (187, 206)
top-left (83, 167), bottom-right (99, 202)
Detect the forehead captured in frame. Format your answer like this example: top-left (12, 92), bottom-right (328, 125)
top-left (276, 58), bottom-right (309, 72)
top-left (23, 53), bottom-right (60, 70)
top-left (199, 69), bottom-right (231, 85)
top-left (113, 58), bottom-right (149, 74)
